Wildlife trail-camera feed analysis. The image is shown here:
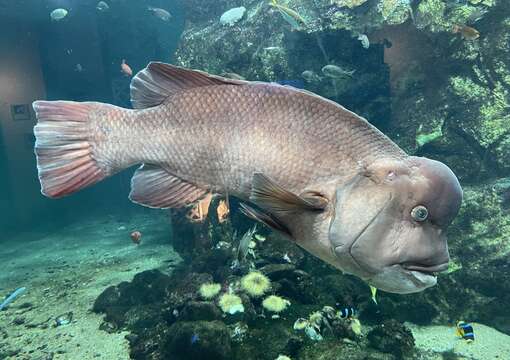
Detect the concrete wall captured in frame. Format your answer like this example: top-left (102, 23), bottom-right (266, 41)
top-left (0, 17), bottom-right (48, 230)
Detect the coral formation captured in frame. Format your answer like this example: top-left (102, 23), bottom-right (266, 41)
top-left (241, 271), bottom-right (271, 297)
top-left (199, 282), bottom-right (222, 300)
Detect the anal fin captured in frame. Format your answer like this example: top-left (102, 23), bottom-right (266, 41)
top-left (129, 164), bottom-right (207, 209)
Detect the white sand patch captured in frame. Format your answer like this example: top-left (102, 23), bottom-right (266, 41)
top-left (408, 322), bottom-right (510, 359)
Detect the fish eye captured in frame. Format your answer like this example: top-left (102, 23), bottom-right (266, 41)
top-left (411, 205), bottom-right (428, 222)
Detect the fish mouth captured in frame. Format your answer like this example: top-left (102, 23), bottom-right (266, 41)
top-left (401, 262), bottom-right (449, 275)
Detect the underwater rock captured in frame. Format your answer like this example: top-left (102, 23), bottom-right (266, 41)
top-left (93, 269), bottom-right (174, 327)
top-left (233, 320), bottom-right (299, 360)
top-left (259, 263), bottom-right (296, 281)
top-left (367, 320), bottom-right (415, 359)
top-left (162, 320), bottom-right (232, 360)
top-left (181, 301), bottom-right (221, 321)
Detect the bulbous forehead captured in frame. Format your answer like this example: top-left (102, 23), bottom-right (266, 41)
top-left (404, 156), bottom-right (463, 226)
top-left (365, 156), bottom-right (462, 227)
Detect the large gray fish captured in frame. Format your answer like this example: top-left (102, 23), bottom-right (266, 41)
top-left (32, 62), bottom-right (462, 293)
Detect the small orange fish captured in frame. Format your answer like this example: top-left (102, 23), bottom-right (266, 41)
top-left (130, 230), bottom-right (142, 245)
top-left (217, 199), bottom-right (229, 223)
top-left (186, 193), bottom-right (213, 223)
top-left (452, 24), bottom-right (480, 40)
top-left (121, 59), bottom-right (133, 77)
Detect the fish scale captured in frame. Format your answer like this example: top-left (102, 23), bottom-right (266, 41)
top-left (95, 84), bottom-right (404, 197)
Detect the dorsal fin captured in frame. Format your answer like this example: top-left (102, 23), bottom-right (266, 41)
top-left (130, 62), bottom-right (248, 109)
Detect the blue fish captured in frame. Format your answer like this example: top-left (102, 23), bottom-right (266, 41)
top-left (0, 287), bottom-right (26, 311)
top-left (456, 321), bottom-right (474, 342)
top-left (338, 307), bottom-right (356, 319)
top-left (190, 333), bottom-right (200, 344)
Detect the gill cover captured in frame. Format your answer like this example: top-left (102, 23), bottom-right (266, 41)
top-left (329, 173), bottom-right (391, 278)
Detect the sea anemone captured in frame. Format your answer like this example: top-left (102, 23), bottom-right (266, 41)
top-left (293, 318), bottom-right (309, 330)
top-left (262, 295), bottom-right (290, 313)
top-left (218, 293), bottom-right (245, 314)
top-left (241, 271), bottom-right (271, 297)
top-left (308, 311), bottom-right (323, 328)
top-left (198, 282), bottom-right (221, 300)
top-left (275, 356), bottom-right (292, 360)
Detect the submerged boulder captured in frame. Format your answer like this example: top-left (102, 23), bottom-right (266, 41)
top-left (367, 320), bottom-right (415, 359)
top-left (162, 320), bottom-right (232, 360)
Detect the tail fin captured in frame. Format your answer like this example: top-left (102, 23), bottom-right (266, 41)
top-left (33, 100), bottom-right (109, 198)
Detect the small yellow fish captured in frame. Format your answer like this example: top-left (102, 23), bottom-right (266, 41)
top-left (269, 0), bottom-right (307, 29)
top-left (370, 285), bottom-right (378, 305)
top-left (186, 193), bottom-right (213, 222)
top-left (216, 199), bottom-right (230, 223)
top-left (452, 24), bottom-right (480, 40)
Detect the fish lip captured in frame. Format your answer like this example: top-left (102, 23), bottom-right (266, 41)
top-left (401, 262), bottom-right (449, 274)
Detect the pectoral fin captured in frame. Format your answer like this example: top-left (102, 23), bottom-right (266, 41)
top-left (239, 203), bottom-right (292, 237)
top-left (250, 173), bottom-right (328, 216)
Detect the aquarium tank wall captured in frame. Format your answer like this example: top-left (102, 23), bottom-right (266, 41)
top-left (0, 0), bottom-right (509, 359)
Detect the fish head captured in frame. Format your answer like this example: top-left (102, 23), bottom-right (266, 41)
top-left (329, 156), bottom-right (462, 294)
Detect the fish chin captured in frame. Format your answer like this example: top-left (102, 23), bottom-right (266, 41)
top-left (369, 264), bottom-right (437, 294)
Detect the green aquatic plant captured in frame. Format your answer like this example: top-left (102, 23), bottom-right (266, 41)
top-left (199, 282), bottom-right (222, 300)
top-left (446, 259), bottom-right (462, 274)
top-left (415, 0), bottom-right (447, 31)
top-left (333, 0), bottom-right (368, 8)
top-left (241, 271), bottom-right (271, 297)
top-left (378, 0), bottom-right (411, 25)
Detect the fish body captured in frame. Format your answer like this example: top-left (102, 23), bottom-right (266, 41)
top-left (338, 307), bottom-right (356, 319)
top-left (0, 287), bottom-right (26, 311)
top-left (456, 321), bottom-right (474, 342)
top-left (217, 199), bottom-right (230, 223)
top-left (370, 285), bottom-right (378, 305)
top-left (358, 34), bottom-right (370, 49)
top-left (187, 193), bottom-right (213, 222)
top-left (452, 24), bottom-right (480, 40)
top-left (130, 231), bottom-right (142, 245)
top-left (96, 1), bottom-right (109, 12)
top-left (321, 64), bottom-right (355, 78)
top-left (237, 226), bottom-right (257, 261)
top-left (301, 70), bottom-right (321, 83)
top-left (50, 8), bottom-right (68, 21)
top-left (148, 6), bottom-right (171, 21)
top-left (121, 59), bottom-right (133, 76)
top-left (269, 0), bottom-right (306, 29)
top-left (31, 62), bottom-right (462, 294)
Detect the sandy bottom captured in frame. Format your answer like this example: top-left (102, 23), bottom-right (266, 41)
top-left (0, 210), bottom-right (180, 360)
top-left (408, 322), bottom-right (510, 359)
